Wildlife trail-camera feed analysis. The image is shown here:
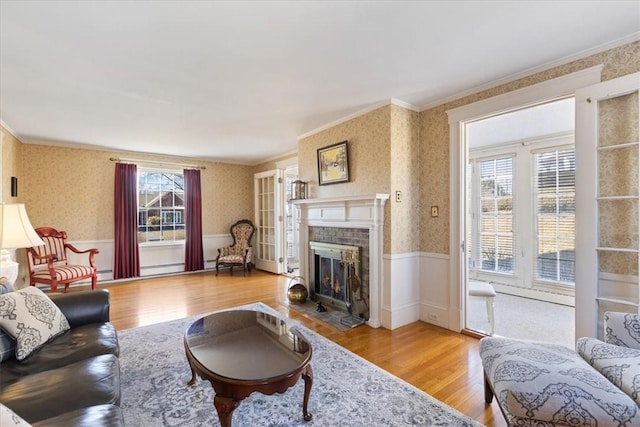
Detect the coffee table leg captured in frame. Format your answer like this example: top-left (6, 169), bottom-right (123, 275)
top-left (302, 364), bottom-right (313, 421)
top-left (187, 362), bottom-right (197, 386)
top-left (214, 395), bottom-right (241, 427)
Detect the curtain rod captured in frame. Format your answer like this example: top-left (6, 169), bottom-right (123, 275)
top-left (109, 157), bottom-right (206, 170)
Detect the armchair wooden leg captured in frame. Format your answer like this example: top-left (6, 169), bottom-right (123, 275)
top-left (91, 275), bottom-right (97, 290)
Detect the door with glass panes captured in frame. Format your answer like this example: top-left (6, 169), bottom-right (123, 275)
top-left (254, 170), bottom-right (284, 274)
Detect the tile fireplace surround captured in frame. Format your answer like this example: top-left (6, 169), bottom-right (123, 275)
top-left (293, 194), bottom-right (389, 328)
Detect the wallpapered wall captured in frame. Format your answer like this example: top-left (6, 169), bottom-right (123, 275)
top-left (298, 105), bottom-right (393, 252)
top-left (420, 41), bottom-right (640, 254)
top-left (389, 105), bottom-right (421, 254)
top-left (0, 128), bottom-right (22, 204)
top-left (18, 144), bottom-right (254, 240)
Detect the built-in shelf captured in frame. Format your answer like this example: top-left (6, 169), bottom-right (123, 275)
top-left (597, 141), bottom-right (639, 151)
top-left (596, 247), bottom-right (639, 253)
top-left (596, 297), bottom-right (640, 308)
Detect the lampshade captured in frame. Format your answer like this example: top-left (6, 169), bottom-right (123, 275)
top-left (0, 203), bottom-right (45, 249)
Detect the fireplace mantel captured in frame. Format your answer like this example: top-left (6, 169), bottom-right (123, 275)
top-left (294, 194), bottom-right (389, 328)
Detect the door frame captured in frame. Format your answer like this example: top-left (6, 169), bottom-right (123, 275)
top-left (446, 66), bottom-right (603, 333)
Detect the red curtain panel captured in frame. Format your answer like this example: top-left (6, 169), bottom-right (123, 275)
top-left (114, 163), bottom-right (140, 279)
top-left (184, 168), bottom-right (204, 271)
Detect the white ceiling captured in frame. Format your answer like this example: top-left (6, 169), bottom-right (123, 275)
top-left (1, 1), bottom-right (638, 165)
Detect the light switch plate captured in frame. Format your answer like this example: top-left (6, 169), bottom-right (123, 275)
top-left (431, 206), bottom-right (439, 217)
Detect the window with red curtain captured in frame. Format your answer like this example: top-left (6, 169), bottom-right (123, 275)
top-left (114, 163), bottom-right (140, 279)
top-left (184, 168), bottom-right (204, 271)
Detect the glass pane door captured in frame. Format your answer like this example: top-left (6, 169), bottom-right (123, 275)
top-left (254, 170), bottom-right (284, 274)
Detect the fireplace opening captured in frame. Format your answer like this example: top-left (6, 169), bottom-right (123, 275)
top-left (309, 241), bottom-right (366, 327)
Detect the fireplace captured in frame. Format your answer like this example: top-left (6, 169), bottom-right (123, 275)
top-left (292, 194), bottom-right (389, 328)
top-left (309, 241), bottom-right (366, 322)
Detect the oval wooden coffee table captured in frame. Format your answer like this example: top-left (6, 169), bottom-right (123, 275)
top-left (184, 309), bottom-right (313, 427)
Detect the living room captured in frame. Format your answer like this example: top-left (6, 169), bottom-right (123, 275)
top-left (1, 2), bottom-right (639, 426)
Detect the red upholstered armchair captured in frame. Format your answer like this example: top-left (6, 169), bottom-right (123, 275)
top-left (25, 227), bottom-right (100, 292)
top-left (215, 219), bottom-right (255, 276)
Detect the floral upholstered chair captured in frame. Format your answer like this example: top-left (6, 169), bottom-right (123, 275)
top-left (25, 227), bottom-right (99, 292)
top-left (215, 219), bottom-right (255, 276)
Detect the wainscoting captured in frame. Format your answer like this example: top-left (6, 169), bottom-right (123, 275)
top-left (40, 234), bottom-right (234, 285)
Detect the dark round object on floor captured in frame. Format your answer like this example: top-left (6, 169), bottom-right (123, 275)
top-left (287, 283), bottom-right (308, 304)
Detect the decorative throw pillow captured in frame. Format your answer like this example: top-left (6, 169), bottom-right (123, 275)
top-left (577, 336), bottom-right (640, 405)
top-left (0, 403), bottom-right (32, 426)
top-left (0, 281), bottom-right (16, 361)
top-left (0, 287), bottom-right (70, 361)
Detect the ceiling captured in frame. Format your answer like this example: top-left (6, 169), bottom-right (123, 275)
top-left (1, 1), bottom-right (638, 165)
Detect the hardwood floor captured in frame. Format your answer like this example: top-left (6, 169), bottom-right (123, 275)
top-left (69, 269), bottom-right (506, 426)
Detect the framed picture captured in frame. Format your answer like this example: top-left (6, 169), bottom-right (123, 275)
top-left (317, 141), bottom-right (350, 185)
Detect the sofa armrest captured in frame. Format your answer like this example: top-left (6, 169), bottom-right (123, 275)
top-left (604, 311), bottom-right (640, 349)
top-left (49, 289), bottom-right (111, 327)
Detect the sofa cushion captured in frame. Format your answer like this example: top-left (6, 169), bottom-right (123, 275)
top-left (0, 403), bottom-right (31, 427)
top-left (480, 337), bottom-right (640, 426)
top-left (0, 287), bottom-right (70, 360)
top-left (31, 404), bottom-right (124, 427)
top-left (0, 354), bottom-right (121, 424)
top-left (0, 322), bottom-right (119, 384)
top-left (577, 336), bottom-right (640, 406)
top-left (0, 329), bottom-right (16, 362)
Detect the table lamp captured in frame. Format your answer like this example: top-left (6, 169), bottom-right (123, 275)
top-left (0, 203), bottom-right (45, 286)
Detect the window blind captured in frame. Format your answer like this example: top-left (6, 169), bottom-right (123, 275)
top-left (478, 157), bottom-right (515, 274)
top-left (535, 149), bottom-right (576, 284)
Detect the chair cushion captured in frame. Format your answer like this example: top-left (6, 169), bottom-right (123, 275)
top-left (577, 337), bottom-right (640, 405)
top-left (480, 336), bottom-right (640, 426)
top-left (32, 265), bottom-right (95, 282)
top-left (218, 255), bottom-right (246, 264)
top-left (31, 235), bottom-right (67, 265)
top-left (0, 287), bottom-right (70, 360)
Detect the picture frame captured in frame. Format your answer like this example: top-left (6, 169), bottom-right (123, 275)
top-left (317, 141), bottom-right (350, 185)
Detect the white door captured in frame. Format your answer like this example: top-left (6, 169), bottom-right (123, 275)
top-left (254, 170), bottom-right (284, 274)
top-left (575, 72), bottom-right (640, 339)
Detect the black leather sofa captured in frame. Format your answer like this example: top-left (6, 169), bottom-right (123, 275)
top-left (0, 289), bottom-right (123, 426)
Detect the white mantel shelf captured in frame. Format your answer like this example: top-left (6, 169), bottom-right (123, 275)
top-left (292, 193), bottom-right (390, 205)
top-left (295, 193), bottom-right (389, 328)
top-left (292, 194), bottom-right (390, 229)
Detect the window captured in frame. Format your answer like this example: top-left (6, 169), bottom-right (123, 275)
top-left (137, 169), bottom-right (185, 243)
top-left (478, 157), bottom-right (514, 274)
top-left (535, 149), bottom-right (575, 284)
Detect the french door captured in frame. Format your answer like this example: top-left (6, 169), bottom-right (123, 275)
top-left (575, 72), bottom-right (640, 339)
top-left (254, 170), bottom-right (284, 274)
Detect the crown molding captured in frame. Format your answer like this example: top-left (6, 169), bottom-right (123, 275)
top-left (297, 100), bottom-right (390, 140)
top-left (297, 98), bottom-right (420, 141)
top-left (420, 32), bottom-right (640, 111)
top-left (390, 98), bottom-right (421, 112)
top-left (0, 120), bottom-right (22, 142)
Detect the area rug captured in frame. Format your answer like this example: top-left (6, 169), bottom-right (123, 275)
top-left (118, 302), bottom-right (482, 426)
